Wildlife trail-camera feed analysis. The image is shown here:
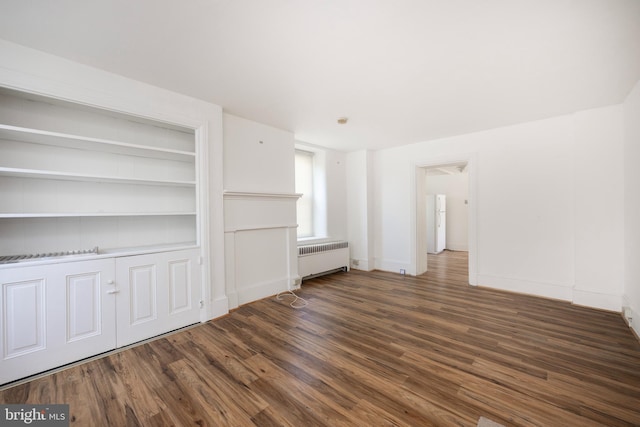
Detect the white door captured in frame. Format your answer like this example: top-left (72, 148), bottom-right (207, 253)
top-left (0, 259), bottom-right (116, 384)
top-left (115, 249), bottom-right (200, 347)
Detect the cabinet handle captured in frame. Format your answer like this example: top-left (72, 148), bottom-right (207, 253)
top-left (107, 289), bottom-right (120, 294)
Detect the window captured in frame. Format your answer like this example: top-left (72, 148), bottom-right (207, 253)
top-left (295, 149), bottom-right (314, 238)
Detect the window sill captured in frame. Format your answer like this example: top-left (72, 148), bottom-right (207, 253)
top-left (297, 236), bottom-right (339, 246)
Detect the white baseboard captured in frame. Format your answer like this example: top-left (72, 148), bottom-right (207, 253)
top-left (227, 291), bottom-right (239, 310)
top-left (351, 258), bottom-right (373, 271)
top-left (236, 276), bottom-right (289, 306)
top-left (478, 275), bottom-right (624, 312)
top-left (376, 258), bottom-right (412, 275)
top-left (621, 296), bottom-right (639, 338)
top-left (476, 274), bottom-right (573, 302)
top-left (204, 296), bottom-right (229, 321)
top-left (630, 310), bottom-right (639, 338)
top-left (290, 275), bottom-right (302, 290)
top-left (572, 289), bottom-right (622, 312)
top-left (446, 243), bottom-right (468, 251)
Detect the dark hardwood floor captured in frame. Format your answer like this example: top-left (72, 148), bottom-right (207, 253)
top-left (2, 250), bottom-right (639, 426)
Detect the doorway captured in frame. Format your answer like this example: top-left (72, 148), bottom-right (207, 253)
top-left (413, 156), bottom-right (477, 285)
top-left (427, 163), bottom-right (468, 255)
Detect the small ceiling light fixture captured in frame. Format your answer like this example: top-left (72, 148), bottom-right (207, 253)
top-left (337, 117), bottom-right (348, 125)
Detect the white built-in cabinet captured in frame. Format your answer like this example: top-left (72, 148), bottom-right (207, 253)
top-left (0, 87), bottom-right (204, 384)
top-left (0, 249), bottom-right (200, 384)
top-left (1, 258), bottom-right (116, 384)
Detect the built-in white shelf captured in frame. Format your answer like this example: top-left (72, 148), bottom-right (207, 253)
top-left (0, 86), bottom-right (201, 259)
top-left (0, 167), bottom-right (196, 187)
top-left (0, 124), bottom-right (195, 161)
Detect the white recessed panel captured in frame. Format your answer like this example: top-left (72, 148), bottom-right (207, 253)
top-left (67, 272), bottom-right (101, 342)
top-left (168, 259), bottom-right (191, 314)
top-left (235, 228), bottom-right (288, 289)
top-left (2, 279), bottom-right (45, 358)
top-left (129, 265), bottom-right (157, 325)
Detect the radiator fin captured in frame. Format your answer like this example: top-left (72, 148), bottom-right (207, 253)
top-left (298, 241), bottom-right (348, 256)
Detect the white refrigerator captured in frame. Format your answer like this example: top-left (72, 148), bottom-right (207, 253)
top-left (426, 194), bottom-right (446, 254)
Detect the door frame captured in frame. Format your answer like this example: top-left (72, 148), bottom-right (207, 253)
top-left (410, 153), bottom-right (478, 285)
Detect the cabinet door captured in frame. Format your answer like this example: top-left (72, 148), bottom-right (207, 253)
top-left (0, 259), bottom-right (116, 384)
top-left (115, 249), bottom-right (200, 347)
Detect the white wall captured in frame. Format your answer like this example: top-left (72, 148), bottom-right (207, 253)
top-left (425, 172), bottom-right (469, 251)
top-left (223, 114), bottom-right (299, 308)
top-left (224, 113), bottom-right (295, 193)
top-left (347, 150), bottom-right (375, 270)
top-left (368, 106), bottom-right (625, 311)
top-left (324, 148), bottom-right (348, 241)
top-left (573, 106), bottom-right (624, 309)
top-left (624, 79), bottom-right (640, 334)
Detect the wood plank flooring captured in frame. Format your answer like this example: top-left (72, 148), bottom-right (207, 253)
top-left (2, 250), bottom-right (640, 426)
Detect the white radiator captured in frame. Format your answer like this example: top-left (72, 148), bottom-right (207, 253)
top-left (298, 241), bottom-right (350, 280)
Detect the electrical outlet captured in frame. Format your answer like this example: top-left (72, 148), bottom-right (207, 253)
top-left (623, 307), bottom-right (633, 326)
top-left (400, 269), bottom-right (406, 275)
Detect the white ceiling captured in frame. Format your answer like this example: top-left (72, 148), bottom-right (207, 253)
top-left (1, 0), bottom-right (639, 152)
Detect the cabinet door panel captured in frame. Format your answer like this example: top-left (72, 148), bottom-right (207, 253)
top-left (116, 249), bottom-right (200, 347)
top-left (168, 259), bottom-right (192, 314)
top-left (51, 260), bottom-right (117, 359)
top-left (161, 251), bottom-right (199, 330)
top-left (129, 264), bottom-right (157, 325)
top-left (66, 271), bottom-right (103, 342)
top-left (2, 278), bottom-right (46, 358)
top-left (0, 259), bottom-right (116, 385)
